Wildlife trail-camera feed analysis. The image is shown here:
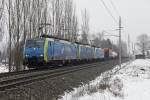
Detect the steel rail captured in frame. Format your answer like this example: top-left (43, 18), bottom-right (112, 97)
top-left (0, 59), bottom-right (128, 91)
top-left (0, 62), bottom-right (103, 81)
top-left (0, 62), bottom-right (103, 79)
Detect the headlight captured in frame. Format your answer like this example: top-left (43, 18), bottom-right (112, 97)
top-left (25, 54), bottom-right (29, 57)
top-left (40, 54), bottom-right (44, 57)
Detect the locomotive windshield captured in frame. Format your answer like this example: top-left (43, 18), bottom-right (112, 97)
top-left (25, 39), bottom-right (44, 48)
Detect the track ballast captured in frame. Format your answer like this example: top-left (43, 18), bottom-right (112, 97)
top-left (0, 59), bottom-right (128, 91)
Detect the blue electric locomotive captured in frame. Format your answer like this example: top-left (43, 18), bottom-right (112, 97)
top-left (23, 38), bottom-right (45, 65)
top-left (23, 36), bottom-right (105, 68)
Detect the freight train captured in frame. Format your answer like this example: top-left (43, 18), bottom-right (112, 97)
top-left (23, 35), bottom-right (118, 68)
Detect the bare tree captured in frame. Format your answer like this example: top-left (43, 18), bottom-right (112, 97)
top-left (2, 0), bottom-right (78, 71)
top-left (50, 0), bottom-right (78, 41)
top-left (70, 7), bottom-right (78, 42)
top-left (93, 32), bottom-right (104, 47)
top-left (51, 0), bottom-right (63, 37)
top-left (0, 0), bottom-right (5, 41)
top-left (136, 34), bottom-right (150, 55)
top-left (0, 0), bottom-right (4, 21)
top-left (62, 0), bottom-right (78, 41)
top-left (81, 9), bottom-right (89, 44)
top-left (8, 0), bottom-right (12, 71)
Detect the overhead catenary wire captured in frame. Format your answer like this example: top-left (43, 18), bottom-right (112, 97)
top-left (108, 0), bottom-right (120, 16)
top-left (99, 0), bottom-right (118, 24)
top-left (108, 0), bottom-right (126, 28)
top-left (98, 0), bottom-right (123, 68)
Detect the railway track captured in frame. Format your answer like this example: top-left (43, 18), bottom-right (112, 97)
top-left (0, 59), bottom-right (128, 91)
top-left (0, 62), bottom-right (101, 79)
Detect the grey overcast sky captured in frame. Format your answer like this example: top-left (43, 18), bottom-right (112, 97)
top-left (75, 0), bottom-right (150, 43)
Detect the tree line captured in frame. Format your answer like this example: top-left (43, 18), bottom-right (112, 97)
top-left (0, 0), bottom-right (79, 71)
top-left (136, 34), bottom-right (150, 56)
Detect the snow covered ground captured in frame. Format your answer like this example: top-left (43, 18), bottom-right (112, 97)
top-left (0, 63), bottom-right (9, 73)
top-left (60, 59), bottom-right (150, 100)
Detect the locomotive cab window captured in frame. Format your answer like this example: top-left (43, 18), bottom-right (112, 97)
top-left (26, 39), bottom-right (44, 48)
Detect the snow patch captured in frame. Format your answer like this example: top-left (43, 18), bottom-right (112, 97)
top-left (109, 77), bottom-right (124, 97)
top-left (0, 63), bottom-right (9, 73)
top-left (60, 59), bottom-right (150, 100)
